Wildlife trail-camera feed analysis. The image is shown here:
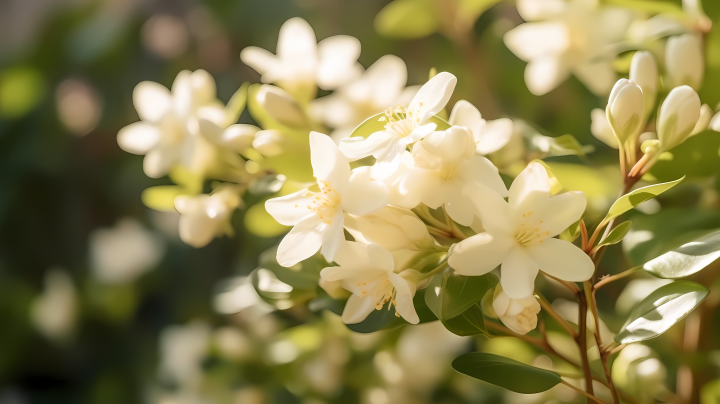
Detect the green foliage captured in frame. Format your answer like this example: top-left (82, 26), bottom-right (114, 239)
top-left (615, 280), bottom-right (709, 344)
top-left (425, 271), bottom-right (497, 337)
top-left (559, 218), bottom-right (582, 242)
top-left (141, 186), bottom-right (186, 212)
top-left (649, 132), bottom-right (720, 181)
top-left (550, 134), bottom-right (594, 157)
top-left (603, 176), bottom-right (684, 222)
top-left (452, 353), bottom-right (562, 393)
top-left (0, 67), bottom-right (45, 119)
top-left (597, 221), bottom-right (632, 247)
top-left (346, 293), bottom-right (437, 333)
top-left (374, 0), bottom-right (438, 39)
top-left (643, 230), bottom-right (720, 279)
top-left (225, 82), bottom-right (249, 126)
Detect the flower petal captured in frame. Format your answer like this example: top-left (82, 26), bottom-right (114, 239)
top-left (388, 273), bottom-right (419, 324)
top-left (463, 183), bottom-right (511, 233)
top-left (449, 100), bottom-right (484, 136)
top-left (117, 122), bottom-right (161, 154)
top-left (339, 131), bottom-right (396, 161)
top-left (524, 56), bottom-right (570, 96)
top-left (342, 294), bottom-right (378, 324)
top-left (310, 131), bottom-right (350, 191)
top-left (444, 187), bottom-right (476, 227)
top-left (143, 146), bottom-right (178, 178)
top-left (509, 161), bottom-right (551, 218)
top-left (317, 35), bottom-right (362, 90)
top-left (265, 189), bottom-right (315, 226)
top-left (535, 191), bottom-right (587, 237)
top-left (321, 214), bottom-right (345, 263)
top-left (367, 244), bottom-right (394, 272)
top-left (401, 122), bottom-right (436, 145)
top-left (503, 22), bottom-right (569, 61)
top-left (501, 246), bottom-right (539, 299)
top-left (277, 17), bottom-right (317, 62)
top-left (341, 171), bottom-right (389, 216)
top-left (277, 215), bottom-right (325, 267)
top-left (573, 62), bottom-right (616, 96)
top-left (476, 118), bottom-right (514, 155)
top-left (449, 232), bottom-right (514, 276)
top-left (320, 266), bottom-right (385, 282)
top-left (240, 46), bottom-right (279, 76)
top-left (461, 156), bottom-right (509, 197)
top-left (492, 291), bottom-right (511, 317)
top-left (409, 72), bottom-right (457, 123)
top-left (525, 238), bottom-right (594, 282)
top-left (133, 81), bottom-right (171, 122)
top-left (333, 241), bottom-right (373, 268)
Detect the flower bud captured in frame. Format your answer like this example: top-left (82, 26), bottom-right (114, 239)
top-left (657, 86), bottom-right (701, 151)
top-left (256, 85), bottom-right (309, 129)
top-left (606, 79), bottom-right (644, 145)
top-left (252, 130), bottom-right (285, 157)
top-left (218, 124), bottom-right (259, 153)
top-left (590, 108), bottom-right (618, 149)
top-left (710, 109), bottom-right (720, 132)
top-left (491, 286), bottom-right (540, 335)
top-left (629, 51), bottom-right (658, 120)
top-left (665, 34), bottom-right (704, 90)
top-left (174, 187), bottom-right (241, 248)
top-left (691, 103), bottom-right (712, 136)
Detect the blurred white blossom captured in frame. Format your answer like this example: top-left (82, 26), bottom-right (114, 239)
top-left (31, 269), bottom-right (77, 342)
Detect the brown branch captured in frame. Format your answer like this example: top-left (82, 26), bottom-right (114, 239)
top-left (577, 291), bottom-right (597, 401)
top-left (536, 292), bottom-right (577, 338)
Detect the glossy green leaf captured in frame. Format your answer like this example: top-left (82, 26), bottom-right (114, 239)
top-left (559, 218), bottom-right (582, 242)
top-left (643, 230), bottom-right (720, 279)
top-left (597, 221), bottom-right (632, 247)
top-left (452, 353), bottom-right (562, 393)
top-left (346, 293), bottom-right (437, 333)
top-left (141, 186), bottom-right (186, 212)
top-left (615, 280), bottom-right (709, 344)
top-left (442, 303), bottom-right (490, 337)
top-left (374, 0), bottom-right (438, 39)
top-left (349, 111), bottom-right (451, 139)
top-left (604, 176), bottom-right (684, 222)
top-left (224, 82), bottom-right (249, 126)
top-left (425, 270), bottom-right (497, 320)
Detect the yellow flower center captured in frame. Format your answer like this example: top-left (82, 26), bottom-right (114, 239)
top-left (378, 103), bottom-right (423, 139)
top-left (299, 181), bottom-right (341, 225)
top-left (515, 211), bottom-right (550, 246)
top-left (358, 276), bottom-right (399, 315)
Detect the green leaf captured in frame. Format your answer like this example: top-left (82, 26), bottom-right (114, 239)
top-left (615, 280), bottom-right (709, 344)
top-left (559, 218), bottom-right (582, 242)
top-left (257, 246), bottom-right (321, 290)
top-left (458, 0), bottom-right (502, 18)
top-left (141, 186), bottom-right (186, 212)
top-left (452, 353), bottom-right (562, 393)
top-left (597, 221), bottom-right (632, 247)
top-left (549, 134), bottom-right (594, 157)
top-left (346, 293), bottom-right (437, 333)
top-left (603, 176), bottom-right (684, 222)
top-left (604, 0), bottom-right (683, 16)
top-left (349, 111), bottom-right (451, 140)
top-left (425, 271), bottom-right (497, 337)
top-left (643, 230), bottom-right (720, 279)
top-left (649, 132), bottom-right (720, 181)
top-left (260, 150), bottom-right (314, 183)
top-left (224, 82), bottom-right (249, 126)
top-left (246, 84), bottom-right (309, 144)
top-left (374, 0), bottom-right (439, 39)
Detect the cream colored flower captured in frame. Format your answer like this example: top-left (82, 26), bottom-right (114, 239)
top-left (240, 17), bottom-right (361, 103)
top-left (449, 162), bottom-right (593, 298)
top-left (265, 132), bottom-right (389, 267)
top-left (449, 100), bottom-right (514, 155)
top-left (591, 108), bottom-right (619, 148)
top-left (657, 85), bottom-right (701, 151)
top-left (175, 186), bottom-right (242, 248)
top-left (118, 69), bottom-right (223, 178)
top-left (320, 242), bottom-right (421, 324)
top-left (505, 0), bottom-right (633, 95)
top-left (31, 269), bottom-right (77, 341)
top-left (666, 33), bottom-right (704, 90)
top-left (492, 286), bottom-right (541, 334)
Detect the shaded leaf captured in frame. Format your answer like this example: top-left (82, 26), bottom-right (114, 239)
top-left (425, 270), bottom-right (497, 320)
top-left (643, 230), bottom-right (720, 279)
top-left (375, 0), bottom-right (438, 39)
top-left (615, 280), bottom-right (709, 344)
top-left (452, 353), bottom-right (562, 393)
top-left (604, 177), bottom-right (684, 222)
top-left (442, 303), bottom-right (490, 337)
top-left (559, 218), bottom-right (582, 242)
top-left (598, 221), bottom-right (632, 247)
top-left (346, 293), bottom-right (437, 333)
top-left (225, 82), bottom-right (249, 126)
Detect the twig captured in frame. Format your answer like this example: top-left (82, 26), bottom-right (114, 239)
top-left (594, 267), bottom-right (642, 290)
top-left (536, 292), bottom-right (577, 338)
top-left (542, 271), bottom-right (581, 294)
top-left (606, 343), bottom-right (627, 357)
top-left (577, 291), bottom-right (597, 401)
top-left (560, 380), bottom-right (612, 404)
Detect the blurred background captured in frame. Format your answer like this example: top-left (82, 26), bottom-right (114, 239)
top-left (2, 0), bottom-right (720, 403)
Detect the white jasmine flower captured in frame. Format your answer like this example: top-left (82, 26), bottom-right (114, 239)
top-left (448, 100), bottom-right (514, 155)
top-left (240, 17), bottom-right (361, 102)
top-left (449, 162), bottom-right (594, 298)
top-left (265, 132), bottom-right (389, 267)
top-left (310, 55), bottom-right (419, 143)
top-left (657, 85), bottom-right (701, 151)
top-left (606, 79), bottom-right (644, 145)
top-left (344, 206), bottom-right (435, 252)
top-left (159, 321), bottom-right (210, 387)
top-left (391, 126), bottom-right (509, 226)
top-left (338, 72), bottom-right (457, 179)
top-left (31, 269), bottom-right (77, 342)
top-left (117, 69), bottom-right (222, 178)
top-left (505, 0), bottom-right (633, 95)
top-left (492, 286), bottom-right (541, 335)
top-left (629, 51), bottom-right (658, 122)
top-left (175, 186), bottom-right (242, 248)
top-left (89, 218), bottom-right (165, 284)
top-left (665, 33), bottom-right (704, 90)
top-left (320, 242), bottom-right (421, 324)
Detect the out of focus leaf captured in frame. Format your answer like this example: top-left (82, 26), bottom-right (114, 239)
top-left (548, 134), bottom-right (594, 157)
top-left (615, 280), bottom-right (709, 344)
top-left (643, 230), bottom-right (720, 279)
top-left (141, 186), bottom-right (186, 212)
top-left (225, 82), bottom-right (249, 126)
top-left (559, 218), bottom-right (582, 242)
top-left (0, 67), bottom-right (45, 119)
top-left (604, 0), bottom-right (683, 16)
top-left (375, 0), bottom-right (438, 39)
top-left (623, 208), bottom-right (720, 265)
top-left (244, 203), bottom-right (291, 238)
top-left (349, 111), bottom-right (451, 139)
top-left (649, 132), bottom-right (720, 181)
top-left (347, 293), bottom-right (437, 333)
top-left (246, 84), bottom-right (309, 144)
top-left (452, 353), bottom-right (562, 393)
top-left (261, 150), bottom-right (314, 183)
top-left (459, 0), bottom-right (502, 18)
top-left (257, 246), bottom-right (321, 290)
top-left (249, 174), bottom-right (287, 195)
top-left (169, 166), bottom-right (203, 194)
top-left (597, 221), bottom-right (632, 247)
top-left (250, 267), bottom-right (316, 310)
top-left (604, 176), bottom-right (684, 222)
